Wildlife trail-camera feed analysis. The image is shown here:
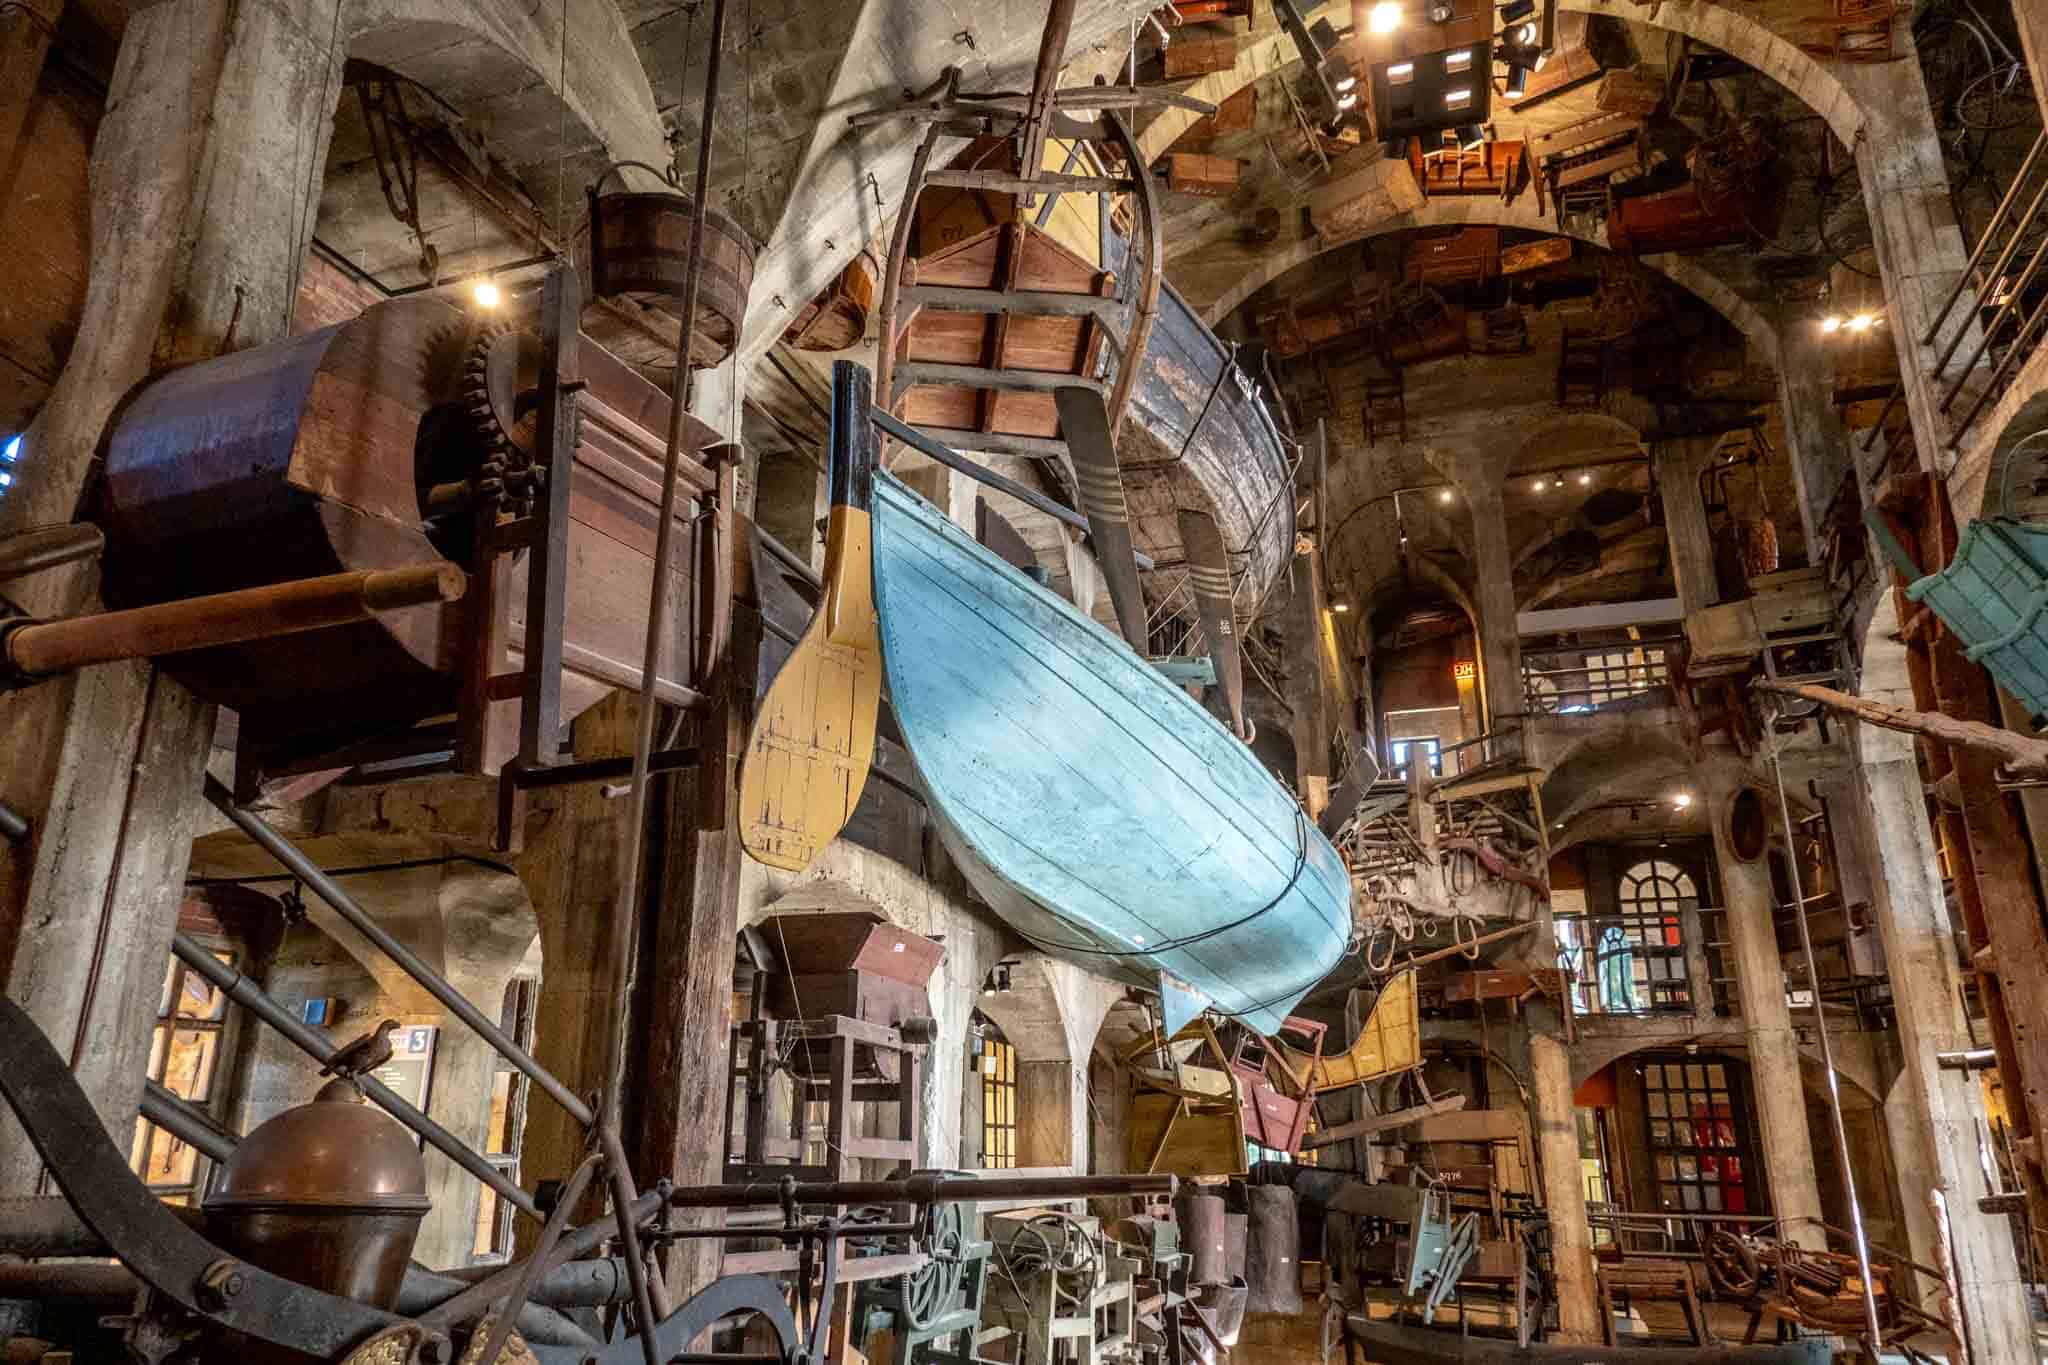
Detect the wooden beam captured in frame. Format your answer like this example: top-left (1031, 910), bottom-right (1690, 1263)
top-left (1300, 1094), bottom-right (1466, 1149)
top-left (639, 596), bottom-right (762, 1303)
top-left (1759, 680), bottom-right (2048, 780)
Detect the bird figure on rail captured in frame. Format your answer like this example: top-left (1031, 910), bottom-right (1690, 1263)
top-left (320, 1019), bottom-right (400, 1083)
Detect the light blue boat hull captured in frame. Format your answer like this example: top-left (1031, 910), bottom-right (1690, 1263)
top-left (868, 469), bottom-right (1352, 1034)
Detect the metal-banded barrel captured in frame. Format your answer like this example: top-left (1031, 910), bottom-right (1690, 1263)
top-left (577, 192), bottom-right (755, 368)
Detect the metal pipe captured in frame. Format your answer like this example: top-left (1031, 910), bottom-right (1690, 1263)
top-left (0, 523), bottom-right (103, 585)
top-left (755, 525), bottom-right (823, 589)
top-left (1767, 748), bottom-right (1885, 1348)
top-left (199, 776), bottom-right (592, 1129)
top-left (468, 1152), bottom-right (601, 1365)
top-left (607, 0), bottom-right (732, 1139)
top-left (872, 411), bottom-right (1156, 570)
top-left (1950, 285), bottom-right (2048, 443)
top-left (0, 798), bottom-right (26, 843)
top-left (1932, 165), bottom-right (2048, 378)
top-left (170, 930), bottom-right (541, 1220)
top-left (1923, 130), bottom-right (2048, 347)
top-left (6, 563), bottom-right (466, 681)
top-left (1941, 225), bottom-right (2048, 413)
top-left (508, 747), bottom-right (699, 790)
top-left (407, 1257), bottom-right (632, 1308)
top-left (141, 1079), bottom-right (237, 1164)
top-left (414, 1193), bottom-right (664, 1332)
top-left (1938, 1048), bottom-right (2000, 1071)
top-left (665, 1172), bottom-right (1175, 1210)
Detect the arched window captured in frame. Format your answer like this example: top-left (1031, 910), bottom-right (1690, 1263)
top-left (973, 1013), bottom-right (1017, 1170)
top-left (1600, 859), bottom-right (1696, 1014)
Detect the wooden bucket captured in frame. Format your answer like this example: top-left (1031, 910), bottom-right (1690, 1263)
top-left (575, 190), bottom-right (755, 367)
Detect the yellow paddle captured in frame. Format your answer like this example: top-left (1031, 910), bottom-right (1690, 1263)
top-left (738, 361), bottom-right (883, 872)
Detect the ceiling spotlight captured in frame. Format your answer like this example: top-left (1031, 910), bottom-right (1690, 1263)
top-left (1821, 315), bottom-right (1844, 333)
top-left (1673, 792), bottom-right (1693, 809)
top-left (1504, 64), bottom-right (1530, 97)
top-left (1533, 478), bottom-right (1547, 491)
top-left (1438, 488), bottom-right (1454, 504)
top-left (1336, 90), bottom-right (1360, 111)
top-left (1848, 312), bottom-right (1878, 332)
top-left (1510, 19), bottom-right (1539, 46)
top-left (1428, 0), bottom-right (1454, 20)
top-left (473, 279), bottom-right (502, 309)
top-left (1332, 602), bottom-right (1351, 613)
top-left (1578, 472), bottom-right (1591, 486)
top-left (1501, 0), bottom-right (1535, 19)
top-left (1369, 0), bottom-right (1402, 33)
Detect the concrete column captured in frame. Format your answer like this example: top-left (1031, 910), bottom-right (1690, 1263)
top-left (1463, 484), bottom-right (1520, 730)
top-left (1529, 1028), bottom-right (1599, 1344)
top-left (0, 0), bottom-right (340, 1197)
top-left (1708, 773), bottom-right (1824, 1249)
top-left (1654, 437), bottom-right (1720, 616)
top-left (1850, 734), bottom-right (2034, 1361)
top-left (1776, 330), bottom-right (1857, 558)
top-left (1838, 46), bottom-right (1978, 472)
top-left (0, 0), bottom-right (59, 176)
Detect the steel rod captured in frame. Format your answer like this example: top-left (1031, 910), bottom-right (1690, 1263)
top-left (606, 0), bottom-right (732, 1139)
top-left (1941, 227), bottom-right (2048, 412)
top-left (1768, 747), bottom-right (1885, 1348)
top-left (0, 523), bottom-right (103, 586)
top-left (665, 1172), bottom-right (1175, 1209)
top-left (469, 1152), bottom-right (600, 1365)
top-left (170, 930), bottom-right (542, 1219)
top-left (1932, 164), bottom-right (2048, 377)
top-left (141, 1079), bottom-right (236, 1164)
top-left (415, 1192), bottom-right (664, 1332)
top-left (1923, 129), bottom-right (2047, 348)
top-left (201, 775), bottom-right (593, 1128)
top-left (509, 747), bottom-right (699, 790)
top-left (872, 411), bottom-right (1156, 570)
top-left (6, 563), bottom-right (465, 679)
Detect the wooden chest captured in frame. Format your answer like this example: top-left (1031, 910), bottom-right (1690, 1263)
top-left (1165, 152), bottom-right (1242, 197)
top-left (1501, 237), bottom-right (1571, 275)
top-left (1404, 227), bottom-right (1500, 287)
top-left (1607, 182), bottom-right (1751, 254)
top-left (1596, 65), bottom-right (1665, 116)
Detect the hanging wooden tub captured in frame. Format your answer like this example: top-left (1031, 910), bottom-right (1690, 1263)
top-left (100, 293), bottom-right (721, 789)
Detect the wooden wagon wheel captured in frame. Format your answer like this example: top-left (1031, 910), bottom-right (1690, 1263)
top-left (1704, 1229), bottom-right (1763, 1298)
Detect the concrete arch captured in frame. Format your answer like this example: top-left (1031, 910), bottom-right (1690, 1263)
top-left (346, 0), bottom-right (670, 186)
top-left (1513, 413), bottom-right (1646, 467)
top-left (1204, 196), bottom-right (1780, 364)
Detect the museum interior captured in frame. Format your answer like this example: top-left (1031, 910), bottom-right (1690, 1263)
top-left (3, 0), bottom-right (2048, 1359)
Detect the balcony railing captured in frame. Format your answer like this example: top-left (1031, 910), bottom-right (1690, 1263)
top-left (1924, 127), bottom-right (2048, 452)
top-left (1522, 649), bottom-right (1670, 714)
top-left (1555, 910), bottom-right (1700, 1017)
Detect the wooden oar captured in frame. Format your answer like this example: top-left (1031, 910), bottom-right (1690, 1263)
top-left (737, 360), bottom-right (883, 872)
top-left (1177, 507), bottom-right (1250, 741)
top-left (1055, 383), bottom-right (1150, 651)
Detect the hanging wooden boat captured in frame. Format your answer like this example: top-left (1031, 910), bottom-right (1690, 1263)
top-left (860, 399), bottom-right (1349, 1032)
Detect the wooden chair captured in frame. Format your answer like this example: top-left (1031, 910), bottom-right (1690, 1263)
top-left (1797, 0), bottom-right (1906, 63)
top-left (1597, 1261), bottom-right (1714, 1346)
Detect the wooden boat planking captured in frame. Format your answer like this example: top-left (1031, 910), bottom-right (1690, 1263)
top-left (865, 441), bottom-right (1350, 1033)
top-left (101, 294), bottom-right (719, 776)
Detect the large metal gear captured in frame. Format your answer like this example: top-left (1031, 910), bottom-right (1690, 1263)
top-left (461, 323), bottom-right (544, 514)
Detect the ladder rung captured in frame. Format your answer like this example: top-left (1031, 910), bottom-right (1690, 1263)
top-left (926, 168), bottom-right (1136, 195)
top-left (906, 285), bottom-right (1126, 328)
top-left (893, 426), bottom-right (1069, 462)
top-left (897, 361), bottom-right (1104, 395)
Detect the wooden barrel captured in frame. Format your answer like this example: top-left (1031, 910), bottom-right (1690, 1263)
top-left (575, 192), bottom-right (755, 368)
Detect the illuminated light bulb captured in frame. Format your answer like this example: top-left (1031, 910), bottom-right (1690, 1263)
top-left (1438, 488), bottom-right (1454, 503)
top-left (473, 279), bottom-right (502, 309)
top-left (1578, 472), bottom-right (1591, 486)
top-left (1821, 315), bottom-right (1844, 333)
top-left (1673, 792), bottom-right (1693, 809)
top-left (1369, 1), bottom-right (1401, 32)
top-left (1511, 19), bottom-right (1538, 45)
top-left (1533, 478), bottom-right (1547, 491)
top-left (1332, 602), bottom-right (1351, 613)
top-left (1848, 312), bottom-right (1877, 332)
top-left (1336, 91), bottom-right (1359, 111)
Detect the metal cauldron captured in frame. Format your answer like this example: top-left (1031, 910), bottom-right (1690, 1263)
top-left (203, 1080), bottom-right (429, 1308)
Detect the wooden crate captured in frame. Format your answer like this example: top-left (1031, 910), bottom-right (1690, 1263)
top-left (1404, 226), bottom-right (1500, 287)
top-left (1596, 65), bottom-right (1664, 116)
top-left (1164, 37), bottom-right (1238, 78)
top-left (1165, 152), bottom-right (1242, 197)
top-left (1501, 236), bottom-right (1571, 275)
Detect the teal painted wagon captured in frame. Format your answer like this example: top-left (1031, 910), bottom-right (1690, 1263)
top-left (1867, 510), bottom-right (2048, 715)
